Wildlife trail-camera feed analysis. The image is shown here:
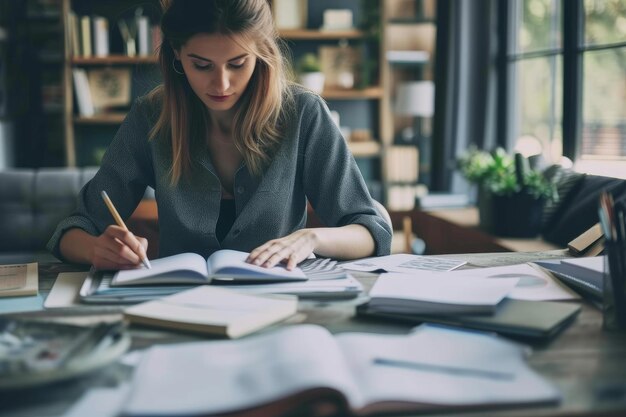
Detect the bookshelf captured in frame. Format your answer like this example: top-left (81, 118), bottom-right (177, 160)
top-left (61, 0), bottom-right (161, 167)
top-left (45, 0), bottom-right (438, 209)
top-left (382, 0), bottom-right (438, 210)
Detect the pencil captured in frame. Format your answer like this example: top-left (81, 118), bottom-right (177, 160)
top-left (101, 190), bottom-right (152, 269)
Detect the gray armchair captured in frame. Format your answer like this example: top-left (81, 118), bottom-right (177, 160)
top-left (0, 168), bottom-right (100, 263)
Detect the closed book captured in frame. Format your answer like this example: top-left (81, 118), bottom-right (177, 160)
top-left (136, 16), bottom-right (150, 56)
top-left (368, 272), bottom-right (518, 316)
top-left (559, 256), bottom-right (604, 284)
top-left (0, 263), bottom-right (38, 298)
top-left (124, 286), bottom-right (298, 338)
top-left (534, 258), bottom-right (604, 302)
top-left (358, 298), bottom-right (581, 341)
top-left (72, 69), bottom-right (94, 117)
top-left (80, 15), bottom-right (92, 57)
top-left (91, 16), bottom-right (109, 57)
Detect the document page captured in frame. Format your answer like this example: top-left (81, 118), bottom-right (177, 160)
top-left (449, 263), bottom-right (580, 301)
top-left (124, 325), bottom-right (361, 416)
top-left (341, 254), bottom-right (466, 273)
top-left (336, 324), bottom-right (560, 413)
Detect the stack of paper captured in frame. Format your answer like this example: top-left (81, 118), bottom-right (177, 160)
top-left (367, 272), bottom-right (518, 315)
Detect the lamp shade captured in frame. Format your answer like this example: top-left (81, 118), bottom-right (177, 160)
top-left (394, 81), bottom-right (435, 117)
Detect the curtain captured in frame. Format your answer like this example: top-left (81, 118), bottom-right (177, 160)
top-left (431, 0), bottom-right (499, 193)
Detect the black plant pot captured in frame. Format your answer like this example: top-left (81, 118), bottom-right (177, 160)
top-left (478, 189), bottom-right (546, 238)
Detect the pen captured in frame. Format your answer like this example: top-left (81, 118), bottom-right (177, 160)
top-left (373, 357), bottom-right (515, 381)
top-left (101, 190), bottom-right (151, 269)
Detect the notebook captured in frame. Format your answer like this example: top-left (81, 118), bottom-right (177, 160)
top-left (357, 298), bottom-right (581, 341)
top-left (123, 286), bottom-right (298, 338)
top-left (533, 259), bottom-right (603, 302)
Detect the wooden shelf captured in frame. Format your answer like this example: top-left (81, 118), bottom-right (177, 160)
top-left (71, 55), bottom-right (158, 65)
top-left (74, 113), bottom-right (127, 125)
top-left (321, 87), bottom-right (384, 100)
top-left (388, 17), bottom-right (436, 25)
top-left (349, 141), bottom-right (381, 157)
top-left (279, 29), bottom-right (367, 40)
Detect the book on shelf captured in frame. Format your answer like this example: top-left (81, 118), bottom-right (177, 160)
top-left (122, 324), bottom-right (560, 416)
top-left (367, 272), bottom-right (518, 316)
top-left (136, 15), bottom-right (150, 56)
top-left (111, 249), bottom-right (307, 287)
top-left (91, 16), bottom-right (109, 57)
top-left (67, 11), bottom-right (80, 57)
top-left (0, 263), bottom-right (38, 298)
top-left (386, 50), bottom-right (430, 63)
top-left (72, 68), bottom-right (95, 117)
top-left (357, 298), bottom-right (581, 341)
top-left (80, 15), bottom-right (92, 57)
top-left (123, 286), bottom-right (298, 338)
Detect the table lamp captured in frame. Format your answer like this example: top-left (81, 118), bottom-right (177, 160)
top-left (394, 80), bottom-right (435, 185)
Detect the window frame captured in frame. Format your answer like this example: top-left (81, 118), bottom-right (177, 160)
top-left (498, 0), bottom-right (626, 165)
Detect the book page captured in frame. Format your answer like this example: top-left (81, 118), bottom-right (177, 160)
top-left (123, 325), bottom-right (362, 416)
top-left (207, 249), bottom-right (306, 281)
top-left (336, 325), bottom-right (559, 414)
top-left (112, 253), bottom-right (208, 286)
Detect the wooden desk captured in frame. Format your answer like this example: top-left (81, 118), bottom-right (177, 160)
top-left (3, 253), bottom-right (626, 417)
top-left (390, 207), bottom-right (560, 255)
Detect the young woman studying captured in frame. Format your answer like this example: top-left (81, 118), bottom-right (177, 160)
top-left (47, 0), bottom-right (392, 271)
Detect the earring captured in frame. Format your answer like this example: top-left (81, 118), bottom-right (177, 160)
top-left (172, 58), bottom-right (184, 75)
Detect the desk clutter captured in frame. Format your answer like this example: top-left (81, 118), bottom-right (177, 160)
top-left (0, 318), bottom-right (129, 390)
top-left (2, 249), bottom-right (624, 416)
top-left (63, 324), bottom-right (560, 417)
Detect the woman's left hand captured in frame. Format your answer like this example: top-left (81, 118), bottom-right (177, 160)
top-left (247, 229), bottom-right (319, 270)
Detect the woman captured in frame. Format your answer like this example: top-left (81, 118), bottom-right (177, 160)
top-left (48, 0), bottom-right (391, 270)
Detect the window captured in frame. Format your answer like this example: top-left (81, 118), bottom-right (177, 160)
top-left (503, 0), bottom-right (626, 178)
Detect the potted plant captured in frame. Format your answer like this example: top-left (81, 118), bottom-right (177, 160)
top-left (458, 147), bottom-right (557, 237)
top-left (297, 53), bottom-right (325, 94)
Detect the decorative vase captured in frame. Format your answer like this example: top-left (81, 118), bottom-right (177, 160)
top-left (478, 188), bottom-right (546, 238)
top-left (298, 72), bottom-right (325, 94)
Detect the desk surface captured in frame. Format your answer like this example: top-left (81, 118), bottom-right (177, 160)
top-left (3, 252), bottom-right (626, 417)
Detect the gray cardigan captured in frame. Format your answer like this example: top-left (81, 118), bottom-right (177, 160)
top-left (47, 87), bottom-right (392, 260)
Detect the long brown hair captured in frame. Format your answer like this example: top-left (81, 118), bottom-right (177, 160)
top-left (149, 0), bottom-right (293, 184)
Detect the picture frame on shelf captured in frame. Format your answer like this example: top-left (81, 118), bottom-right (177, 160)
top-left (87, 68), bottom-right (131, 113)
top-left (319, 43), bottom-right (361, 90)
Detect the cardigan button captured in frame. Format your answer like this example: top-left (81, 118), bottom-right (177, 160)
top-left (236, 186), bottom-right (245, 194)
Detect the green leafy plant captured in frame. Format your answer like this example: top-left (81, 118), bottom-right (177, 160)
top-left (458, 147), bottom-right (557, 202)
top-left (297, 53), bottom-right (322, 73)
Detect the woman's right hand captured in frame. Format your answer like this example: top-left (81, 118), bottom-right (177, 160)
top-left (91, 225), bottom-right (149, 270)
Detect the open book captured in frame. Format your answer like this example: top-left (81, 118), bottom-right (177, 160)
top-left (112, 250), bottom-right (306, 287)
top-left (123, 324), bottom-right (560, 416)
